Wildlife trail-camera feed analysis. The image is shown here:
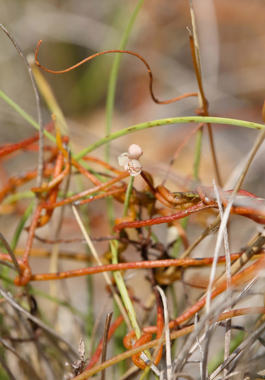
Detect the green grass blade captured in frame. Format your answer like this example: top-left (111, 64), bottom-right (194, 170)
top-left (0, 89), bottom-right (56, 143)
top-left (105, 0), bottom-right (145, 162)
top-left (74, 116), bottom-right (264, 160)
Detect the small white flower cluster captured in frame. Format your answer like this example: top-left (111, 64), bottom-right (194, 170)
top-left (118, 144), bottom-right (143, 176)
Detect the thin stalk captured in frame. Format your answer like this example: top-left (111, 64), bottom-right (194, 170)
top-left (2, 191), bottom-right (35, 204)
top-left (110, 176), bottom-right (134, 356)
top-left (213, 181), bottom-right (232, 374)
top-left (2, 190), bottom-right (75, 205)
top-left (157, 286), bottom-right (172, 379)
top-left (110, 240), bottom-right (152, 370)
top-left (193, 127), bottom-right (203, 181)
top-left (83, 204), bottom-right (94, 340)
top-left (110, 240), bottom-right (141, 338)
top-left (188, 1), bottom-right (222, 186)
top-left (169, 285), bottom-right (178, 358)
top-left (72, 206), bottom-right (131, 329)
top-left (188, 8), bottom-right (204, 182)
top-left (122, 176), bottom-right (134, 217)
top-left (30, 251), bottom-right (265, 282)
top-left (74, 116), bottom-right (264, 160)
top-left (49, 149), bottom-right (71, 317)
top-left (0, 91), bottom-right (263, 157)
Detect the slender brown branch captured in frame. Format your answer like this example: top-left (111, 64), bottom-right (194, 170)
top-left (188, 1), bottom-right (222, 187)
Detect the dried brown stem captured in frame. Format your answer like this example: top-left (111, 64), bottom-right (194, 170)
top-left (188, 1), bottom-right (222, 187)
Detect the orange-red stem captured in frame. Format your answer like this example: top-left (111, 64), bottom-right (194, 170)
top-left (28, 251), bottom-right (260, 283)
top-left (41, 171), bottom-right (129, 209)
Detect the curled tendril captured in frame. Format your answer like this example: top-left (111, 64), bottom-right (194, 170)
top-left (35, 39), bottom-right (198, 105)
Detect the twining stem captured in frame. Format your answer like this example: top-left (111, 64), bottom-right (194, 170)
top-left (29, 252), bottom-right (265, 282)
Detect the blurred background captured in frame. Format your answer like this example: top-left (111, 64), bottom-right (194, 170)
top-left (0, 1), bottom-right (265, 378)
top-left (0, 0), bottom-right (265, 186)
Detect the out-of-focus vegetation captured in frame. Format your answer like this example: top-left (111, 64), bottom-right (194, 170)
top-left (0, 1), bottom-right (265, 379)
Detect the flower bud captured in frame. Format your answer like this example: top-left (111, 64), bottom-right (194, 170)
top-left (128, 144), bottom-right (143, 159)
